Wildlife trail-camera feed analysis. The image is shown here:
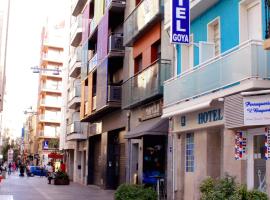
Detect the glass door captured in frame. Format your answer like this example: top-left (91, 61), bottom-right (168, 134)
top-left (253, 135), bottom-right (266, 192)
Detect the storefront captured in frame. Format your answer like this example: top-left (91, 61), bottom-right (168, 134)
top-left (225, 92), bottom-right (270, 194)
top-left (169, 101), bottom-right (224, 200)
top-left (125, 117), bottom-right (168, 186)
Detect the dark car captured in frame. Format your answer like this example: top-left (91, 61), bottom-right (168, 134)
top-left (29, 166), bottom-right (47, 176)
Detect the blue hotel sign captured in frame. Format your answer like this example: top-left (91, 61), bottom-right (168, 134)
top-left (171, 0), bottom-right (190, 44)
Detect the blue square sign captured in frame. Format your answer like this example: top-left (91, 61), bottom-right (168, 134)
top-left (171, 0), bottom-right (190, 44)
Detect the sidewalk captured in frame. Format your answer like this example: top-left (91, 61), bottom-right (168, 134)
top-left (0, 173), bottom-right (114, 200)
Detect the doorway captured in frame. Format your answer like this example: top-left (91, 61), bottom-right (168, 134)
top-left (107, 131), bottom-right (120, 189)
top-left (247, 129), bottom-right (266, 192)
top-left (130, 139), bottom-right (143, 184)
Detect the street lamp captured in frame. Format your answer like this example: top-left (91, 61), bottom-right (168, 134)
top-left (30, 66), bottom-right (61, 76)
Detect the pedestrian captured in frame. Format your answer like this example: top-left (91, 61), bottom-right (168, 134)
top-left (40, 165), bottom-right (44, 177)
top-left (47, 162), bottom-right (54, 184)
top-left (8, 162), bottom-right (12, 175)
top-left (19, 164), bottom-right (25, 177)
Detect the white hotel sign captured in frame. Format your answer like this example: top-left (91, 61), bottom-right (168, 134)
top-left (243, 95), bottom-right (270, 125)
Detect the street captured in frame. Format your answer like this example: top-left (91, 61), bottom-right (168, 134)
top-left (0, 173), bottom-right (114, 200)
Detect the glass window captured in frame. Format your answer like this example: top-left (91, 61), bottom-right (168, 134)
top-left (186, 133), bottom-right (194, 172)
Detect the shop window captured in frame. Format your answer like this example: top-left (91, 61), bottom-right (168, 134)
top-left (185, 133), bottom-right (194, 172)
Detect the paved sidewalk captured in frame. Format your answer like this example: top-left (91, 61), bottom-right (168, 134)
top-left (0, 173), bottom-right (114, 200)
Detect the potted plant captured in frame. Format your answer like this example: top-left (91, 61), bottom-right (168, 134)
top-left (54, 171), bottom-right (70, 185)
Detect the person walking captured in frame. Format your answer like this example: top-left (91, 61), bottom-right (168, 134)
top-left (8, 163), bottom-right (12, 175)
top-left (47, 163), bottom-right (54, 184)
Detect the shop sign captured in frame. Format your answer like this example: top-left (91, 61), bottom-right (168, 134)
top-left (198, 109), bottom-right (223, 124)
top-left (243, 95), bottom-right (270, 125)
top-left (235, 131), bottom-right (247, 160)
top-left (43, 140), bottom-right (49, 150)
top-left (171, 0), bottom-right (190, 44)
top-left (265, 128), bottom-right (270, 160)
top-left (141, 100), bottom-right (162, 121)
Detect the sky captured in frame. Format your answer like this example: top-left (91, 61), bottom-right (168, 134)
top-left (2, 0), bottom-right (68, 138)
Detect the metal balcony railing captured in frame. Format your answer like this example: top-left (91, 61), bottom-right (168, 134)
top-left (123, 0), bottom-right (163, 46)
top-left (67, 121), bottom-right (83, 134)
top-left (108, 85), bottom-right (122, 102)
top-left (88, 53), bottom-right (98, 73)
top-left (109, 33), bottom-right (124, 52)
top-left (68, 84), bottom-right (81, 102)
top-left (105, 0), bottom-right (126, 10)
top-left (164, 40), bottom-right (270, 107)
top-left (122, 59), bottom-right (172, 109)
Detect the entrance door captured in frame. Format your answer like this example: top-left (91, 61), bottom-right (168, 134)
top-left (130, 139), bottom-right (143, 184)
top-left (253, 135), bottom-right (266, 192)
top-left (107, 132), bottom-right (120, 189)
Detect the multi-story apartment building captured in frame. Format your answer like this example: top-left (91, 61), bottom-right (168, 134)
top-left (22, 113), bottom-right (39, 165)
top-left (62, 0), bottom-right (88, 184)
top-left (79, 0), bottom-right (127, 189)
top-left (122, 0), bottom-right (173, 192)
top-left (0, 0), bottom-right (9, 112)
top-left (163, 0), bottom-right (270, 199)
top-left (36, 23), bottom-right (65, 166)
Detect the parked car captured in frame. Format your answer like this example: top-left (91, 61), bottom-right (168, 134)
top-left (29, 166), bottom-right (47, 176)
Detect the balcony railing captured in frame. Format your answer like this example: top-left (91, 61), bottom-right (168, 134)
top-left (164, 40), bottom-right (270, 107)
top-left (71, 0), bottom-right (87, 16)
top-left (108, 85), bottom-right (121, 102)
top-left (41, 84), bottom-right (62, 93)
top-left (89, 19), bottom-right (97, 38)
top-left (88, 53), bottom-right (98, 73)
top-left (123, 0), bottom-right (163, 46)
top-left (105, 0), bottom-right (126, 10)
top-left (43, 53), bottom-right (63, 63)
top-left (67, 122), bottom-right (82, 134)
top-left (69, 46), bottom-right (82, 70)
top-left (109, 33), bottom-right (124, 52)
top-left (40, 98), bottom-right (61, 107)
top-left (39, 114), bottom-right (61, 123)
top-left (70, 15), bottom-right (82, 47)
top-left (122, 59), bottom-right (172, 109)
top-left (68, 84), bottom-right (81, 101)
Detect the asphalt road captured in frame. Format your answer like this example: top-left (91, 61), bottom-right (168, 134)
top-left (0, 173), bottom-right (114, 200)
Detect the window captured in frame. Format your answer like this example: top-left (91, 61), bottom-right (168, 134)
top-left (186, 133), bottom-right (194, 172)
top-left (134, 54), bottom-right (143, 74)
top-left (239, 0), bottom-right (262, 42)
top-left (181, 34), bottom-right (194, 73)
top-left (151, 40), bottom-right (161, 62)
top-left (208, 18), bottom-right (220, 56)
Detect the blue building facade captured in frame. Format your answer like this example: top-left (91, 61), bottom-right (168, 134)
top-left (163, 1), bottom-right (270, 199)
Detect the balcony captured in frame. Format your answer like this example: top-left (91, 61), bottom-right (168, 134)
top-left (39, 114), bottom-right (61, 124)
top-left (123, 0), bottom-right (163, 46)
top-left (66, 122), bottom-right (87, 141)
top-left (122, 59), bottom-right (172, 109)
top-left (41, 84), bottom-right (62, 94)
top-left (68, 84), bottom-right (81, 109)
top-left (88, 53), bottom-right (98, 73)
top-left (105, 0), bottom-right (126, 12)
top-left (89, 19), bottom-right (97, 39)
top-left (69, 47), bottom-right (82, 78)
top-left (108, 33), bottom-right (125, 57)
top-left (42, 53), bottom-right (63, 64)
top-left (164, 40), bottom-right (270, 108)
top-left (70, 15), bottom-right (82, 47)
top-left (40, 68), bottom-right (62, 79)
top-left (108, 85), bottom-right (121, 102)
top-left (40, 98), bottom-right (61, 108)
top-left (71, 0), bottom-right (87, 16)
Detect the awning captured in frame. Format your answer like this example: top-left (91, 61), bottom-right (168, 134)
top-left (125, 118), bottom-right (169, 139)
